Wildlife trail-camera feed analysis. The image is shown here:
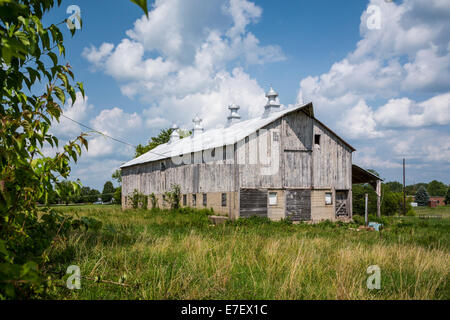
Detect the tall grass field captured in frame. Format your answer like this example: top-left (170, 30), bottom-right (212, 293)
top-left (48, 205), bottom-right (449, 300)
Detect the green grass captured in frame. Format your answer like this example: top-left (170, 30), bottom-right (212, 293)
top-left (48, 205), bottom-right (449, 300)
top-left (413, 205), bottom-right (450, 217)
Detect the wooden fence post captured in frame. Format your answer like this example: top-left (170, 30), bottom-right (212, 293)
top-left (376, 180), bottom-right (381, 218)
top-left (365, 193), bottom-right (368, 226)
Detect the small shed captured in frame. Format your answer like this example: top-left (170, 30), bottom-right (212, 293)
top-left (352, 164), bottom-right (383, 217)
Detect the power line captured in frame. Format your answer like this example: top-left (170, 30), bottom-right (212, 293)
top-left (60, 114), bottom-right (169, 159)
top-left (61, 114), bottom-right (136, 148)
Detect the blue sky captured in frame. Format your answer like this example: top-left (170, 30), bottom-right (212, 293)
top-left (43, 0), bottom-right (450, 190)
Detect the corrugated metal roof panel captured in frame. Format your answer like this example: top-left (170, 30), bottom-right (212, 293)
top-left (121, 103), bottom-right (312, 168)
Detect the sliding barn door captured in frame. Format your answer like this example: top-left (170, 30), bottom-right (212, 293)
top-left (286, 189), bottom-right (311, 221)
top-left (239, 189), bottom-right (268, 218)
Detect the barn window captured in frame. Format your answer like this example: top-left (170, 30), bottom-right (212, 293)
top-left (269, 192), bottom-right (278, 206)
top-left (221, 193), bottom-right (227, 207)
top-left (325, 192), bottom-right (332, 205)
top-left (183, 194), bottom-right (187, 206)
top-left (315, 134), bottom-right (321, 146)
top-left (272, 131), bottom-right (279, 142)
top-left (203, 194), bottom-right (207, 206)
top-left (161, 161), bottom-right (166, 171)
top-left (192, 194), bottom-right (197, 206)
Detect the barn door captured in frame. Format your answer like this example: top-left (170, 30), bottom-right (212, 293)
top-left (335, 190), bottom-right (349, 217)
top-left (240, 189), bottom-right (268, 218)
top-left (286, 189), bottom-right (311, 221)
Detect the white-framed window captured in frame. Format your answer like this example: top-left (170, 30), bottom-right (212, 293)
top-left (325, 192), bottom-right (332, 205)
top-left (269, 192), bottom-right (278, 206)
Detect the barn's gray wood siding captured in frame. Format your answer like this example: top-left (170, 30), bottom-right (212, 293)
top-left (312, 120), bottom-right (352, 190)
top-left (122, 105), bottom-right (354, 220)
top-left (282, 110), bottom-right (313, 188)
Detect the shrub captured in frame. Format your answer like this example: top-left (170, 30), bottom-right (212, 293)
top-left (164, 184), bottom-right (181, 210)
top-left (149, 193), bottom-right (158, 209)
top-left (113, 186), bottom-right (122, 205)
top-left (382, 191), bottom-right (402, 216)
top-left (128, 189), bottom-right (148, 209)
top-left (352, 215), bottom-right (365, 225)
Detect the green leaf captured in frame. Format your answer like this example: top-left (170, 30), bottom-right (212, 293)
top-left (130, 0), bottom-right (149, 17)
top-left (48, 51), bottom-right (58, 67)
top-left (54, 87), bottom-right (65, 105)
top-left (77, 82), bottom-right (85, 99)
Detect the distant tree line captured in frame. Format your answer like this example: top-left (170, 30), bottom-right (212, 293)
top-left (384, 180), bottom-right (448, 197)
top-left (353, 170), bottom-right (449, 216)
top-left (39, 169), bottom-right (123, 206)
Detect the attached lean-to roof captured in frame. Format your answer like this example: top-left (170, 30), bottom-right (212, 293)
top-left (352, 164), bottom-right (383, 184)
top-left (120, 102), bottom-right (355, 168)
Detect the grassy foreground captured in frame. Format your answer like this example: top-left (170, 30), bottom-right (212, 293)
top-left (48, 205), bottom-right (449, 300)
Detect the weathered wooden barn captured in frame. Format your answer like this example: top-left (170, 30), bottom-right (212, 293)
top-left (121, 87), bottom-right (381, 221)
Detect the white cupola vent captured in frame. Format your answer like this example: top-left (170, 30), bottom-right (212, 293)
top-left (263, 85), bottom-right (281, 117)
top-left (226, 103), bottom-right (241, 126)
top-left (169, 124), bottom-right (180, 143)
top-left (192, 116), bottom-right (204, 137)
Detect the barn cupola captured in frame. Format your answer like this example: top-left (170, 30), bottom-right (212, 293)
top-left (169, 124), bottom-right (180, 143)
top-left (226, 103), bottom-right (241, 127)
top-left (192, 116), bottom-right (204, 137)
top-left (263, 86), bottom-right (281, 117)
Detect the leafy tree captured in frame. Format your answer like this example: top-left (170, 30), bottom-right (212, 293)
top-left (445, 187), bottom-right (450, 205)
top-left (405, 183), bottom-right (428, 196)
top-left (415, 186), bottom-right (430, 206)
top-left (74, 186), bottom-right (96, 203)
top-left (0, 0), bottom-right (88, 298)
top-left (101, 181), bottom-right (115, 203)
top-left (385, 181), bottom-right (403, 193)
top-left (0, 0), bottom-right (148, 299)
top-left (112, 169), bottom-right (122, 183)
top-left (352, 184), bottom-right (377, 215)
top-left (135, 128), bottom-right (191, 158)
top-left (113, 186), bottom-right (122, 205)
top-left (56, 180), bottom-right (79, 205)
top-left (38, 186), bottom-right (58, 205)
top-left (88, 189), bottom-right (101, 203)
top-left (426, 180), bottom-right (447, 196)
top-left (381, 187), bottom-right (413, 216)
top-left (353, 183), bottom-right (413, 216)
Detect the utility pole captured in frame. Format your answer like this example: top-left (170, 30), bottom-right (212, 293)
top-left (403, 158), bottom-right (406, 215)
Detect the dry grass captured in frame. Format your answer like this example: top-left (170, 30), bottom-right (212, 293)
top-left (50, 205), bottom-right (449, 300)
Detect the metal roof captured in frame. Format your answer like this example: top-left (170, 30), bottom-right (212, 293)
top-left (120, 102), bottom-right (355, 168)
